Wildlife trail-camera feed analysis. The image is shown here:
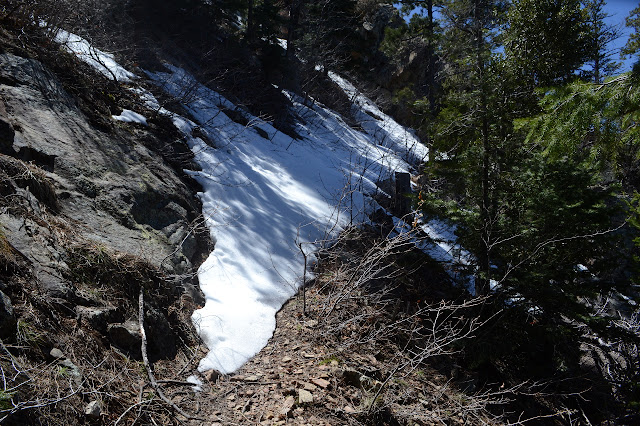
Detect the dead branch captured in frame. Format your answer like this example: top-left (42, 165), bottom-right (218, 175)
top-left (138, 289), bottom-right (201, 421)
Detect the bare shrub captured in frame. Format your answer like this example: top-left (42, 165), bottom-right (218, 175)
top-left (306, 225), bottom-right (512, 423)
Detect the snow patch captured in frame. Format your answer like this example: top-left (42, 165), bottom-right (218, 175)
top-left (186, 375), bottom-right (203, 392)
top-left (146, 66), bottom-right (428, 373)
top-left (55, 30), bottom-right (435, 374)
top-left (54, 29), bottom-right (136, 82)
top-left (277, 38), bottom-right (288, 50)
top-left (112, 109), bottom-right (147, 125)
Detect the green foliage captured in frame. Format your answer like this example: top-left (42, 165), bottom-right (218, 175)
top-left (518, 73), bottom-right (640, 169)
top-left (423, 148), bottom-right (618, 308)
top-left (504, 0), bottom-right (592, 86)
top-left (57, 366), bottom-right (70, 377)
top-left (627, 194), bottom-right (640, 274)
top-left (421, 0), bottom-right (621, 307)
top-left (493, 154), bottom-right (619, 305)
top-left (623, 6), bottom-right (640, 65)
top-left (379, 25), bottom-right (408, 59)
top-left (0, 389), bottom-right (15, 410)
top-left (392, 86), bottom-right (416, 106)
top-left (318, 356), bottom-right (340, 366)
top-left (379, 5), bottom-right (441, 60)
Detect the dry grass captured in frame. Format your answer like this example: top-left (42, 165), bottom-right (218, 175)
top-left (0, 239), bottom-right (206, 425)
top-left (0, 155), bottom-right (59, 212)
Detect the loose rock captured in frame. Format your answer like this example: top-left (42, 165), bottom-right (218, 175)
top-left (298, 389), bottom-right (313, 404)
top-left (59, 358), bottom-right (83, 387)
top-left (85, 400), bottom-right (102, 419)
top-left (76, 305), bottom-right (121, 334)
top-left (279, 395), bottom-right (296, 419)
top-left (311, 378), bottom-right (330, 389)
top-left (49, 348), bottom-right (65, 359)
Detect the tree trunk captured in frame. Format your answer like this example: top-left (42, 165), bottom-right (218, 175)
top-left (247, 0), bottom-right (255, 43)
top-left (475, 0), bottom-right (491, 296)
top-left (286, 0), bottom-right (302, 58)
top-left (426, 0), bottom-right (436, 167)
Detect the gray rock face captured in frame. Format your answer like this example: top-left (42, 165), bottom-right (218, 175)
top-left (0, 51), bottom-right (211, 361)
top-left (0, 96), bottom-right (15, 150)
top-left (0, 52), bottom-right (209, 272)
top-left (362, 4), bottom-right (403, 48)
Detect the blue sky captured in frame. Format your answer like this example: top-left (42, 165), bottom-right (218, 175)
top-left (400, 1), bottom-right (639, 72)
top-left (604, 0), bottom-right (638, 71)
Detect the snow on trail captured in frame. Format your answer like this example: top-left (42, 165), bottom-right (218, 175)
top-left (145, 66), bottom-right (427, 373)
top-left (54, 30), bottom-right (486, 372)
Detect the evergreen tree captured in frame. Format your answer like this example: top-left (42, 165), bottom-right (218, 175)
top-left (623, 5), bottom-right (640, 71)
top-left (424, 0), bottom-right (620, 306)
top-left (504, 0), bottom-right (592, 86)
top-left (429, 0), bottom-right (508, 295)
top-left (583, 0), bottom-right (621, 83)
top-left (380, 1), bottom-right (443, 163)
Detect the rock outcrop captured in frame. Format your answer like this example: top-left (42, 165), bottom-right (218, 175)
top-left (0, 49), bottom-right (211, 362)
top-left (0, 53), bottom-right (209, 276)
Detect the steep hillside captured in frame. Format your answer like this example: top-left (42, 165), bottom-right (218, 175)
top-left (0, 14), bottom-right (216, 425)
top-left (0, 9), bottom-right (481, 425)
top-left (0, 6), bottom-right (494, 425)
top-left (2, 1), bottom-right (640, 425)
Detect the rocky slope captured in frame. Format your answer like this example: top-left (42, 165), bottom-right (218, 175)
top-left (2, 6), bottom-right (628, 424)
top-left (0, 23), bottom-right (214, 424)
top-left (0, 51), bottom-right (210, 277)
top-left (0, 23), bottom-right (491, 424)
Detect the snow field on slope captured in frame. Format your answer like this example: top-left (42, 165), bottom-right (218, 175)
top-left (52, 29), bottom-right (485, 372)
top-left (146, 66), bottom-right (428, 373)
